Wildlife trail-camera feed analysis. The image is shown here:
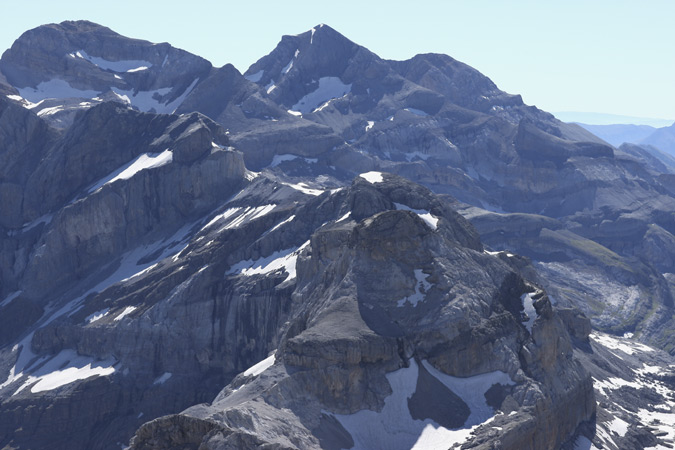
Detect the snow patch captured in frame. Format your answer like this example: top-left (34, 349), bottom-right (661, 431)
top-left (111, 90), bottom-right (131, 104)
top-left (405, 151), bottom-right (431, 162)
top-left (591, 333), bottom-right (655, 356)
top-left (637, 408), bottom-right (675, 445)
top-left (520, 293), bottom-right (537, 333)
top-left (72, 50), bottom-right (152, 73)
top-left (243, 354), bottom-right (275, 377)
top-left (314, 98), bottom-right (335, 112)
top-left (287, 109), bottom-right (301, 116)
top-left (594, 376), bottom-right (644, 396)
top-left (18, 79), bottom-right (100, 103)
top-left (220, 205), bottom-right (277, 231)
top-left (422, 361), bottom-right (514, 425)
top-left (228, 241), bottom-right (309, 282)
top-left (359, 171), bottom-right (384, 184)
top-left (126, 66), bottom-right (149, 73)
top-left (394, 203), bottom-right (439, 230)
top-left (404, 107), bottom-right (429, 117)
top-left (268, 154), bottom-right (318, 167)
top-left (281, 60), bottom-right (293, 74)
top-left (6, 94), bottom-right (25, 102)
top-left (244, 70), bottom-right (264, 82)
top-left (153, 372), bottom-right (172, 385)
top-left (88, 150), bottom-right (173, 193)
top-left (268, 215), bottom-right (295, 233)
top-left (268, 154), bottom-right (297, 167)
top-left (0, 291), bottom-right (21, 308)
top-left (281, 182), bottom-right (324, 196)
top-left (336, 212), bottom-right (352, 222)
top-left (85, 308), bottom-right (110, 324)
top-left (365, 120), bottom-right (375, 132)
top-left (201, 207), bottom-right (243, 231)
top-left (397, 270), bottom-right (432, 307)
top-left (334, 360), bottom-right (512, 450)
top-left (18, 214), bottom-right (53, 234)
top-left (122, 263), bottom-right (158, 282)
top-left (608, 417), bottom-right (629, 437)
top-left (12, 349), bottom-right (116, 395)
top-left (114, 306), bottom-right (137, 322)
top-left (290, 77), bottom-right (352, 114)
top-left (111, 77), bottom-right (198, 114)
top-left (37, 105), bottom-right (66, 116)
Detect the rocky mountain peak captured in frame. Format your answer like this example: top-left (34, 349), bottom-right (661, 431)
top-left (390, 52), bottom-right (524, 113)
top-left (243, 23), bottom-right (388, 113)
top-left (0, 20), bottom-right (213, 128)
top-left (245, 23), bottom-right (360, 80)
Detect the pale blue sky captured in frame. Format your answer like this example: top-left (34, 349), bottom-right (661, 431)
top-left (1, 0), bottom-right (674, 124)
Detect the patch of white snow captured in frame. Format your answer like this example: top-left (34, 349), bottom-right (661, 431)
top-left (281, 182), bottom-right (324, 196)
top-left (359, 171), bottom-right (384, 184)
top-left (397, 270), bottom-right (432, 307)
top-left (290, 77), bottom-right (352, 114)
top-left (243, 354), bottom-right (275, 377)
top-left (394, 203), bottom-right (439, 230)
top-left (153, 372), bottom-right (172, 385)
top-left (334, 360), bottom-right (512, 450)
top-left (0, 291), bottom-right (22, 308)
top-left (11, 349), bottom-right (116, 395)
top-left (337, 212), bottom-right (352, 222)
top-left (18, 79), bottom-right (100, 103)
top-left (281, 60), bottom-right (293, 74)
top-left (85, 308), bottom-right (110, 324)
top-left (73, 50), bottom-right (153, 73)
top-left (114, 306), bottom-right (137, 322)
top-left (244, 70), bottom-right (264, 82)
top-left (88, 150), bottom-right (173, 193)
top-left (228, 241), bottom-right (309, 282)
top-left (268, 154), bottom-right (299, 167)
top-left (521, 293), bottom-right (537, 333)
top-left (404, 108), bottom-right (429, 117)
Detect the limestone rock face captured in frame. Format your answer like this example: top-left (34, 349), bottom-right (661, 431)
top-left (128, 174), bottom-right (595, 450)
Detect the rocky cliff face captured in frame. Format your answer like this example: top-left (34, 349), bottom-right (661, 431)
top-left (128, 174), bottom-right (594, 450)
top-left (238, 25), bottom-right (675, 354)
top-left (1, 20), bottom-right (673, 450)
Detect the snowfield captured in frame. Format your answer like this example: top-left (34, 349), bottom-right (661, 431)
top-left (334, 360), bottom-right (514, 450)
top-left (290, 77), bottom-right (352, 114)
top-left (394, 203), bottom-right (439, 230)
top-left (359, 171), bottom-right (384, 184)
top-left (397, 270), bottom-right (433, 307)
top-left (88, 150), bottom-right (173, 193)
top-left (11, 349), bottom-right (116, 396)
top-left (70, 50), bottom-right (153, 73)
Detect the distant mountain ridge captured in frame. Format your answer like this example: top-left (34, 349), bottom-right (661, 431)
top-left (554, 111), bottom-right (674, 127)
top-left (575, 121), bottom-right (675, 158)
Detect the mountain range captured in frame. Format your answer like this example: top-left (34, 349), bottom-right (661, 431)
top-left (0, 21), bottom-right (673, 450)
top-left (576, 122), bottom-right (675, 159)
